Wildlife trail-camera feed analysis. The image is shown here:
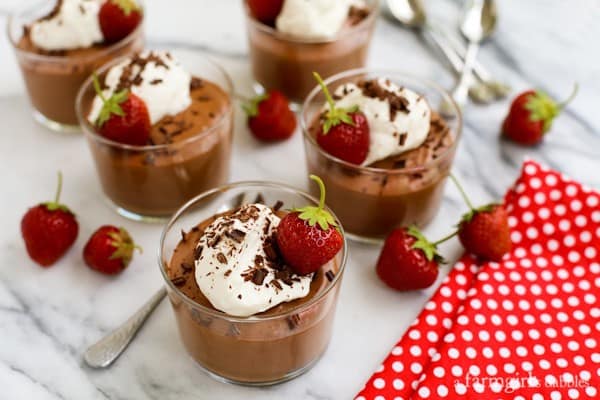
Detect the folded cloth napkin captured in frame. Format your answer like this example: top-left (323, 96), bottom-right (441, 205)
top-left (356, 160), bottom-right (600, 400)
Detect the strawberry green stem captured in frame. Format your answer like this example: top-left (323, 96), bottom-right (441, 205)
top-left (558, 83), bottom-right (579, 109)
top-left (432, 230), bottom-right (458, 246)
top-left (449, 174), bottom-right (474, 210)
top-left (313, 72), bottom-right (336, 111)
top-left (310, 174), bottom-right (326, 210)
top-left (54, 171), bottom-right (63, 204)
top-left (92, 73), bottom-right (107, 102)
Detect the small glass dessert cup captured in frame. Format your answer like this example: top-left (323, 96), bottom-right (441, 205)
top-left (243, 0), bottom-right (379, 104)
top-left (301, 69), bottom-right (462, 243)
top-left (159, 182), bottom-right (347, 385)
top-left (8, 0), bottom-right (144, 132)
top-left (76, 50), bottom-right (234, 222)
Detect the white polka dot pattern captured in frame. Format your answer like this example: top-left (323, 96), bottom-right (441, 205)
top-left (355, 161), bottom-right (600, 400)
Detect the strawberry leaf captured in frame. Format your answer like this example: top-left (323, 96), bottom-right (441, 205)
top-left (293, 175), bottom-right (337, 231)
top-left (111, 0), bottom-right (139, 16)
top-left (93, 73), bottom-right (129, 127)
top-left (313, 72), bottom-right (359, 134)
top-left (407, 225), bottom-right (444, 263)
top-left (109, 227), bottom-right (141, 265)
top-left (459, 203), bottom-right (496, 225)
top-left (242, 93), bottom-right (269, 118)
top-left (524, 91), bottom-right (559, 133)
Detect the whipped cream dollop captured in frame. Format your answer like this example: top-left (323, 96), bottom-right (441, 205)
top-left (329, 78), bottom-right (431, 166)
top-left (30, 0), bottom-right (104, 51)
top-left (276, 0), bottom-right (366, 40)
top-left (194, 204), bottom-right (313, 317)
top-left (88, 51), bottom-right (192, 125)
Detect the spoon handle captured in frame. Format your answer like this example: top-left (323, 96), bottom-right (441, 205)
top-left (83, 287), bottom-right (167, 368)
top-left (451, 41), bottom-right (479, 107)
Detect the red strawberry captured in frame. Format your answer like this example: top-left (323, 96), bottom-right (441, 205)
top-left (83, 226), bottom-right (141, 275)
top-left (376, 226), bottom-right (441, 291)
top-left (313, 72), bottom-right (370, 165)
top-left (450, 175), bottom-right (512, 261)
top-left (21, 172), bottom-right (78, 267)
top-left (276, 175), bottom-right (343, 275)
top-left (502, 84), bottom-right (578, 145)
top-left (92, 74), bottom-right (151, 146)
top-left (244, 91), bottom-right (297, 142)
top-left (99, 0), bottom-right (142, 43)
top-left (247, 0), bottom-right (284, 26)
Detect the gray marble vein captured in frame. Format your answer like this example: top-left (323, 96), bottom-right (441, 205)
top-left (0, 0), bottom-right (598, 399)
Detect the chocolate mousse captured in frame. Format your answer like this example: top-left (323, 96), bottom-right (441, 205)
top-left (10, 0), bottom-right (144, 128)
top-left (78, 51), bottom-right (233, 220)
top-left (303, 76), bottom-right (460, 240)
top-left (165, 203), bottom-right (342, 384)
top-left (245, 0), bottom-right (378, 102)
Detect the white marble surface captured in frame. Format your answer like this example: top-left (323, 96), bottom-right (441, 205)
top-left (0, 1), bottom-right (599, 399)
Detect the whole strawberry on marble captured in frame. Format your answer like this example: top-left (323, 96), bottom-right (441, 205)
top-left (92, 74), bottom-right (151, 146)
top-left (313, 72), bottom-right (370, 165)
top-left (21, 172), bottom-right (79, 267)
top-left (276, 175), bottom-right (343, 275)
top-left (83, 225), bottom-right (140, 275)
top-left (243, 90), bottom-right (296, 142)
top-left (376, 226), bottom-right (442, 291)
top-left (99, 0), bottom-right (143, 43)
top-left (450, 175), bottom-right (511, 261)
top-left (502, 84), bottom-right (578, 145)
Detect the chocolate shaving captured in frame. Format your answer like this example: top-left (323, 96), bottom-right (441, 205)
top-left (398, 132), bottom-right (407, 146)
top-left (190, 77), bottom-right (203, 90)
top-left (150, 79), bottom-right (163, 85)
top-left (348, 6), bottom-right (370, 26)
top-left (325, 270), bottom-right (336, 282)
top-left (270, 279), bottom-right (283, 291)
top-left (264, 241), bottom-right (279, 262)
top-left (194, 246), bottom-right (204, 259)
top-left (273, 200), bottom-right (284, 211)
top-left (252, 269), bottom-right (268, 285)
top-left (358, 79), bottom-right (410, 120)
top-left (114, 52), bottom-right (170, 92)
top-left (216, 253), bottom-right (227, 264)
top-left (224, 269), bottom-right (232, 277)
top-left (180, 229), bottom-right (188, 242)
top-left (254, 193), bottom-right (265, 204)
top-left (171, 276), bottom-right (186, 287)
top-left (225, 229), bottom-right (246, 243)
top-left (287, 314), bottom-right (301, 330)
top-left (237, 294), bottom-right (242, 299)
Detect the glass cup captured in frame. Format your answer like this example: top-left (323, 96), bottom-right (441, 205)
top-left (301, 69), bottom-right (463, 243)
top-left (159, 182), bottom-right (347, 385)
top-left (243, 0), bottom-right (379, 103)
top-left (8, 0), bottom-right (144, 132)
top-left (76, 49), bottom-right (234, 222)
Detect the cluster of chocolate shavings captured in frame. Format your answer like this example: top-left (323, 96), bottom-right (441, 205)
top-left (190, 77), bottom-right (203, 90)
top-left (358, 79), bottom-right (411, 120)
top-left (114, 52), bottom-right (170, 92)
top-left (196, 204), bottom-right (305, 295)
top-left (348, 6), bottom-right (370, 26)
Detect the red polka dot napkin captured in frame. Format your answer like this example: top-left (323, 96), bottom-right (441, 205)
top-left (356, 160), bottom-right (600, 400)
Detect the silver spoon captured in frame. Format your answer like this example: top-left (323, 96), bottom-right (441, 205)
top-left (84, 288), bottom-right (167, 368)
top-left (448, 0), bottom-right (498, 109)
top-left (83, 193), bottom-right (254, 369)
top-left (386, 0), bottom-right (507, 103)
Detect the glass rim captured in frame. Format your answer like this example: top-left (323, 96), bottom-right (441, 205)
top-left (75, 49), bottom-right (234, 151)
top-left (243, 0), bottom-right (380, 44)
top-left (7, 0), bottom-right (145, 63)
top-left (157, 180), bottom-right (349, 323)
top-left (300, 68), bottom-right (463, 175)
